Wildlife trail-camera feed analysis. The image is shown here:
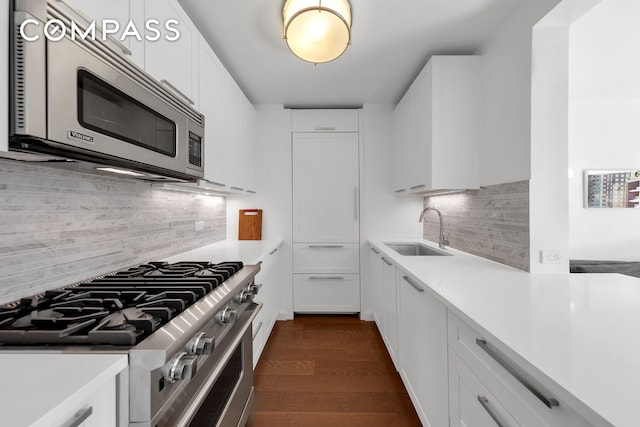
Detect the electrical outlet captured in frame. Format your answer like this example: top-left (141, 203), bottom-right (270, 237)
top-left (540, 250), bottom-right (561, 264)
top-left (195, 221), bottom-right (205, 231)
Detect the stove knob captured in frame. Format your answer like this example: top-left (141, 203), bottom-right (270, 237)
top-left (244, 283), bottom-right (261, 296)
top-left (164, 352), bottom-right (197, 384)
top-left (235, 290), bottom-right (252, 304)
top-left (217, 306), bottom-right (237, 325)
top-left (186, 332), bottom-right (215, 356)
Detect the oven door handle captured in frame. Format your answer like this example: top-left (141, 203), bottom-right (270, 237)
top-left (174, 302), bottom-right (263, 427)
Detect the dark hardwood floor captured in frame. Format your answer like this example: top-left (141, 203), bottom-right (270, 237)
top-left (247, 315), bottom-right (423, 427)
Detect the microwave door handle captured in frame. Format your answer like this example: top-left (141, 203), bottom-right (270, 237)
top-left (161, 80), bottom-right (195, 106)
top-left (53, 0), bottom-right (133, 57)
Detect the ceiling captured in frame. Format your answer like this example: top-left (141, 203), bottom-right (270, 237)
top-left (177, 0), bottom-right (520, 107)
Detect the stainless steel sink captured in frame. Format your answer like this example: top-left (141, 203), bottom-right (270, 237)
top-left (384, 242), bottom-right (452, 256)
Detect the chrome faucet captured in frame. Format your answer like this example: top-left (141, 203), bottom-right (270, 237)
top-left (419, 207), bottom-right (449, 249)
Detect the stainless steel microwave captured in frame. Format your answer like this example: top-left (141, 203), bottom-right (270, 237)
top-left (8, 0), bottom-right (204, 181)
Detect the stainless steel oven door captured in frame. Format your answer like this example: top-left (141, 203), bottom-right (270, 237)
top-left (151, 303), bottom-right (261, 427)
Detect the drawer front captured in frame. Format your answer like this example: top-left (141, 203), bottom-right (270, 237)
top-left (292, 109), bottom-right (359, 132)
top-left (293, 243), bottom-right (359, 273)
top-left (448, 312), bottom-right (593, 427)
top-left (293, 274), bottom-right (360, 312)
top-left (449, 349), bottom-right (521, 427)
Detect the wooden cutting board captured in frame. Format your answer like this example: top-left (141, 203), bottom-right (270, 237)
top-left (238, 209), bottom-right (262, 240)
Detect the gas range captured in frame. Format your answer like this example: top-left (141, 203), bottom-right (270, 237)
top-left (0, 261), bottom-right (246, 346)
top-left (0, 260), bottom-right (262, 427)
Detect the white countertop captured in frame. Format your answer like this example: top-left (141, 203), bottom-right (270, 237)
top-left (163, 239), bottom-right (283, 265)
top-left (0, 353), bottom-right (127, 427)
top-left (370, 239), bottom-right (640, 427)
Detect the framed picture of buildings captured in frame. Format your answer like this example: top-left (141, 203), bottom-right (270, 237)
top-left (584, 170), bottom-right (640, 208)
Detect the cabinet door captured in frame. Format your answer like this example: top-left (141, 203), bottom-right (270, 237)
top-left (225, 78), bottom-right (256, 193)
top-left (292, 132), bottom-right (359, 242)
top-left (398, 271), bottom-right (448, 427)
top-left (368, 246), bottom-right (383, 327)
top-left (47, 376), bottom-right (118, 427)
top-left (240, 95), bottom-right (256, 193)
top-left (393, 65), bottom-right (431, 192)
top-left (198, 37), bottom-right (227, 188)
top-left (225, 77), bottom-right (243, 191)
top-left (144, 0), bottom-right (199, 106)
top-left (380, 257), bottom-right (398, 367)
top-left (60, 0), bottom-right (144, 68)
top-left (449, 350), bottom-right (521, 427)
top-left (252, 246), bottom-right (282, 367)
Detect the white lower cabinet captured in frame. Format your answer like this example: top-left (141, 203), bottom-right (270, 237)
top-left (252, 246), bottom-right (283, 367)
top-left (368, 245), bottom-right (384, 328)
top-left (293, 274), bottom-right (360, 313)
top-left (380, 255), bottom-right (399, 367)
top-left (449, 349), bottom-right (521, 427)
top-left (448, 312), bottom-right (594, 427)
top-left (49, 375), bottom-right (118, 427)
top-left (367, 243), bottom-right (596, 427)
top-left (398, 270), bottom-right (448, 427)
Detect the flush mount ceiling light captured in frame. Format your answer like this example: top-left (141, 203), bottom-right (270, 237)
top-left (283, 0), bottom-right (352, 64)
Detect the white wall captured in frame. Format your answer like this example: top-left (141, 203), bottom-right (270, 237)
top-left (568, 0), bottom-right (640, 260)
top-left (478, 0), bottom-right (562, 186)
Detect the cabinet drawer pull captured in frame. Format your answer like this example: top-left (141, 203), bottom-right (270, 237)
top-left (410, 184), bottom-right (426, 190)
top-left (382, 257), bottom-right (393, 266)
top-left (60, 406), bottom-right (93, 427)
top-left (269, 248), bottom-right (278, 255)
top-left (402, 275), bottom-right (424, 293)
top-left (309, 276), bottom-right (344, 280)
top-left (477, 396), bottom-right (506, 427)
top-left (308, 245), bottom-right (344, 249)
top-left (230, 186), bottom-right (245, 191)
top-left (370, 247), bottom-right (380, 255)
top-left (395, 189), bottom-right (406, 193)
top-left (315, 126), bottom-right (336, 131)
top-left (160, 79), bottom-right (195, 105)
top-left (252, 321), bottom-right (263, 339)
top-left (476, 339), bottom-right (559, 408)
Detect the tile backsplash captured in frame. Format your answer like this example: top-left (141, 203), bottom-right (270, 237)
top-left (423, 181), bottom-right (529, 271)
top-left (0, 159), bottom-right (226, 303)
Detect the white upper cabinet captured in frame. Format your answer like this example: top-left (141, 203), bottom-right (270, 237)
top-left (292, 109), bottom-right (359, 132)
top-left (61, 0), bottom-right (145, 68)
top-left (292, 132), bottom-right (359, 242)
top-left (198, 36), bottom-right (227, 188)
top-left (225, 77), bottom-right (256, 193)
top-left (393, 56), bottom-right (481, 194)
top-left (144, 0), bottom-right (199, 107)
